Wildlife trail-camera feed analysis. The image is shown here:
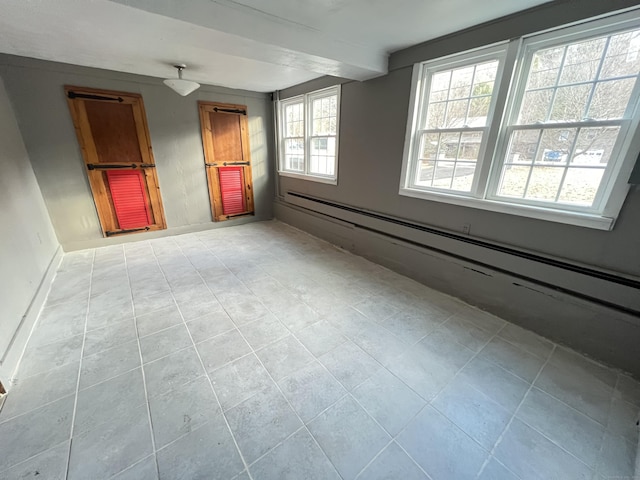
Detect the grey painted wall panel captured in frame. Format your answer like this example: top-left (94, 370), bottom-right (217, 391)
top-left (0, 76), bottom-right (59, 383)
top-left (389, 0), bottom-right (640, 71)
top-left (0, 55), bottom-right (274, 250)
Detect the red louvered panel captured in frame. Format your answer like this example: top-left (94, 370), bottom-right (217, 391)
top-left (218, 167), bottom-right (246, 215)
top-left (106, 170), bottom-right (153, 229)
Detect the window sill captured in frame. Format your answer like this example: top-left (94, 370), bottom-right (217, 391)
top-left (399, 187), bottom-right (615, 230)
top-left (278, 171), bottom-right (338, 185)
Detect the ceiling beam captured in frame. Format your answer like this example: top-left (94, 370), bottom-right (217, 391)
top-left (108, 0), bottom-right (388, 80)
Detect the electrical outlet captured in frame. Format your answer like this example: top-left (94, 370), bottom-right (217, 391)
top-left (462, 223), bottom-right (471, 235)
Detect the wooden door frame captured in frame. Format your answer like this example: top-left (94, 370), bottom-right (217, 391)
top-left (65, 85), bottom-right (167, 236)
top-left (198, 101), bottom-right (255, 221)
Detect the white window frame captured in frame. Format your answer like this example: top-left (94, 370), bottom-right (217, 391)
top-left (400, 10), bottom-right (640, 230)
top-left (277, 86), bottom-right (341, 185)
top-left (400, 44), bottom-right (509, 198)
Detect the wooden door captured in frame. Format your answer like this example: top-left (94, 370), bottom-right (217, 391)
top-left (199, 102), bottom-right (255, 221)
top-left (65, 86), bottom-right (166, 237)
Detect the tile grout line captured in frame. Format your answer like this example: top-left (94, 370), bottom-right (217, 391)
top-left (149, 240), bottom-right (258, 480)
top-left (123, 246), bottom-right (161, 479)
top-left (0, 439), bottom-right (71, 477)
top-left (254, 236), bottom-right (486, 479)
top-left (11, 320), bottom-right (86, 359)
top-left (492, 377), bottom-right (615, 475)
top-left (351, 320), bottom-right (512, 480)
top-left (354, 436), bottom-right (432, 480)
top-left (63, 248), bottom-right (96, 480)
top-left (0, 391), bottom-right (78, 426)
top-left (105, 453), bottom-right (155, 480)
top-left (177, 238), bottom-right (348, 480)
top-left (185, 236), bottom-right (442, 479)
top-left (172, 240), bottom-right (321, 477)
top-left (589, 370), bottom-right (620, 478)
top-left (190, 236), bottom-right (447, 478)
top-left (474, 343), bottom-right (558, 479)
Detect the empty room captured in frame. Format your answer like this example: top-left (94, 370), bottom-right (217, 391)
top-left (1, 0), bottom-right (640, 479)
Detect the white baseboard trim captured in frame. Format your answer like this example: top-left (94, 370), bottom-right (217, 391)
top-left (0, 245), bottom-right (63, 389)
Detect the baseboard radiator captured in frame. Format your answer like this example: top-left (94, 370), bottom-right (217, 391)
top-left (282, 191), bottom-right (640, 318)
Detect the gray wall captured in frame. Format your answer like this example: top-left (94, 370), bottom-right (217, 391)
top-left (0, 76), bottom-right (59, 385)
top-left (281, 66), bottom-right (640, 277)
top-left (0, 55), bottom-right (275, 251)
top-left (275, 0), bottom-right (640, 374)
top-left (278, 0), bottom-right (640, 278)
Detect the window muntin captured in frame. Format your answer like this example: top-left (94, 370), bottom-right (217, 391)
top-left (401, 12), bottom-right (640, 229)
top-left (278, 86), bottom-right (340, 182)
top-left (410, 57), bottom-right (502, 194)
top-left (492, 27), bottom-right (640, 209)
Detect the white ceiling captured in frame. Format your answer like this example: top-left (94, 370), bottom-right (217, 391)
top-left (0, 0), bottom-right (552, 92)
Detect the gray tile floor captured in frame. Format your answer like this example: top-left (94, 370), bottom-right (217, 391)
top-left (1, 220), bottom-right (638, 480)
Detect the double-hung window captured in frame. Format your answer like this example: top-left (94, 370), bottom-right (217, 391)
top-left (401, 11), bottom-right (640, 229)
top-left (278, 86), bottom-right (340, 184)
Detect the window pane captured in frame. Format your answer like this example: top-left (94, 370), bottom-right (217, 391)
top-left (415, 160), bottom-right (435, 187)
top-left (600, 30), bottom-right (640, 79)
top-left (506, 129), bottom-right (541, 164)
top-left (450, 66), bottom-right (474, 99)
top-left (588, 78), bottom-right (635, 119)
top-left (425, 60), bottom-right (499, 130)
top-left (572, 126), bottom-right (620, 165)
top-left (284, 138), bottom-right (304, 172)
top-left (520, 28), bottom-right (640, 127)
top-left (430, 71), bottom-right (451, 102)
top-left (557, 168), bottom-right (605, 205)
top-left (285, 138), bottom-right (304, 154)
top-left (549, 84), bottom-right (591, 122)
top-left (451, 162), bottom-right (476, 191)
top-left (459, 131), bottom-right (482, 161)
top-left (498, 165), bottom-right (530, 197)
top-left (285, 103), bottom-right (303, 137)
top-left (559, 38), bottom-right (606, 84)
top-left (426, 102), bottom-right (446, 129)
top-left (311, 137), bottom-right (335, 155)
top-left (419, 133), bottom-right (439, 160)
top-left (439, 132), bottom-right (461, 160)
top-left (415, 128), bottom-right (484, 192)
top-left (311, 95), bottom-right (338, 136)
top-left (309, 137), bottom-right (336, 176)
top-left (527, 46), bottom-right (564, 89)
top-left (525, 166), bottom-right (564, 201)
top-left (536, 128), bottom-right (576, 164)
top-left (433, 161), bottom-right (455, 188)
top-left (499, 126), bottom-right (615, 205)
top-left (469, 96), bottom-right (492, 123)
top-left (285, 155), bottom-right (304, 171)
top-left (518, 89), bottom-right (553, 124)
top-left (473, 62), bottom-right (498, 92)
top-left (445, 99), bottom-right (469, 127)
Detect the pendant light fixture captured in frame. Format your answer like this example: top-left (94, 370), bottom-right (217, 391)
top-left (163, 64), bottom-right (200, 96)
